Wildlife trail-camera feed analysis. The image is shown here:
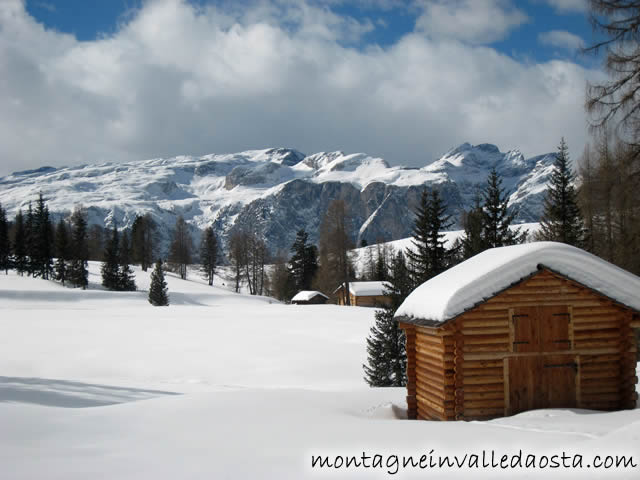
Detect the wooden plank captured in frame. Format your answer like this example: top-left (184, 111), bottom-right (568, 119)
top-left (503, 357), bottom-right (510, 416)
top-left (464, 390), bottom-right (505, 401)
top-left (464, 375), bottom-right (504, 385)
top-left (463, 343), bottom-right (510, 353)
top-left (462, 359), bottom-right (504, 369)
top-left (464, 347), bottom-right (619, 361)
top-left (461, 327), bottom-right (511, 336)
top-left (463, 384), bottom-right (505, 394)
top-left (464, 334), bottom-right (511, 345)
top-left (465, 367), bottom-right (504, 377)
top-left (464, 398), bottom-right (505, 409)
top-left (463, 407), bottom-right (504, 418)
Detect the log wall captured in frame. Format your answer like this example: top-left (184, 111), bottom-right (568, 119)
top-left (402, 268), bottom-right (639, 421)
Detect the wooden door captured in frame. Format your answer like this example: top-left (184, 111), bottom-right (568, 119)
top-left (508, 306), bottom-right (576, 415)
top-left (539, 306), bottom-right (571, 352)
top-left (509, 354), bottom-right (576, 414)
top-left (512, 306), bottom-right (570, 352)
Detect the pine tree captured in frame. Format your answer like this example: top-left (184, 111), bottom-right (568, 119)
top-left (374, 245), bottom-right (387, 281)
top-left (363, 251), bottom-right (412, 387)
top-left (200, 225), bottom-right (218, 286)
top-left (537, 138), bottom-right (585, 247)
top-left (131, 213), bottom-right (156, 271)
top-left (101, 226), bottom-right (121, 290)
top-left (461, 193), bottom-right (486, 259)
top-left (68, 207), bottom-right (89, 289)
top-left (406, 189), bottom-right (452, 287)
top-left (118, 230), bottom-right (136, 291)
top-left (54, 218), bottom-right (71, 285)
top-left (482, 169), bottom-right (523, 248)
top-left (148, 259), bottom-right (169, 306)
top-left (288, 228), bottom-right (318, 292)
top-left (12, 210), bottom-right (28, 275)
top-left (25, 202), bottom-right (35, 276)
top-left (0, 203), bottom-right (10, 274)
top-left (168, 216), bottom-right (192, 280)
top-left (31, 193), bottom-right (53, 279)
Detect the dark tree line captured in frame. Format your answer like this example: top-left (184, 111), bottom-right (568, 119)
top-left (0, 196), bottom-right (90, 289)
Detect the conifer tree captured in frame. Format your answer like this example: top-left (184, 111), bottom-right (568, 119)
top-left (31, 193), bottom-right (53, 279)
top-left (363, 251), bottom-right (412, 387)
top-left (168, 216), bottom-right (192, 280)
top-left (131, 213), bottom-right (156, 271)
top-left (406, 189), bottom-right (452, 287)
top-left (54, 218), bottom-right (71, 285)
top-left (101, 226), bottom-right (121, 290)
top-left (537, 138), bottom-right (585, 247)
top-left (149, 259), bottom-right (169, 306)
top-left (0, 203), bottom-right (9, 274)
top-left (12, 210), bottom-right (28, 275)
top-left (68, 207), bottom-right (89, 289)
top-left (482, 169), bottom-right (523, 248)
top-left (461, 194), bottom-right (486, 259)
top-left (288, 228), bottom-right (318, 292)
top-left (200, 225), bottom-right (218, 286)
top-left (25, 202), bottom-right (35, 276)
top-left (118, 230), bottom-right (136, 291)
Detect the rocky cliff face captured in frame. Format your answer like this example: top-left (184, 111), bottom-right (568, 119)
top-left (0, 144), bottom-right (556, 254)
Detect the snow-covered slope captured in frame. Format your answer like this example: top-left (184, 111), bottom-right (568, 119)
top-left (0, 265), bottom-right (638, 479)
top-left (0, 144), bottom-right (556, 252)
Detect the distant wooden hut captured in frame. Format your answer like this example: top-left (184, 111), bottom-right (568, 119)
top-left (334, 281), bottom-right (391, 307)
top-left (395, 242), bottom-right (640, 421)
top-left (291, 291), bottom-right (328, 305)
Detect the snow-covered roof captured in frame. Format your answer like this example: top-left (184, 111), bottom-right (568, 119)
top-left (335, 281), bottom-right (388, 297)
top-left (395, 242), bottom-right (640, 326)
top-left (290, 290), bottom-right (328, 302)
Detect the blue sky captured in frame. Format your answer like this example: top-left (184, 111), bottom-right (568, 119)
top-left (0, 0), bottom-right (603, 175)
top-left (27, 0), bottom-right (594, 61)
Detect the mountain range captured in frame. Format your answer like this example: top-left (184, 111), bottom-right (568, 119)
top-left (0, 143), bottom-right (556, 253)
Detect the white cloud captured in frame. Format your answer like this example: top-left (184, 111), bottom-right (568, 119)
top-left (414, 0), bottom-right (529, 44)
top-left (538, 29), bottom-right (585, 51)
top-left (0, 0), bottom-right (597, 177)
top-left (543, 0), bottom-right (588, 13)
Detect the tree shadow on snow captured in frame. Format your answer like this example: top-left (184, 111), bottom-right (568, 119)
top-left (0, 376), bottom-right (179, 408)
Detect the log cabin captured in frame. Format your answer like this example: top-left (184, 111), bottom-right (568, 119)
top-left (395, 242), bottom-right (640, 421)
top-left (290, 290), bottom-right (329, 305)
top-left (334, 281), bottom-right (392, 307)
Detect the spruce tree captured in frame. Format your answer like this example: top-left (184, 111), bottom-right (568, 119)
top-left (406, 189), bottom-right (452, 287)
top-left (149, 259), bottom-right (169, 306)
top-left (25, 202), bottom-right (35, 276)
top-left (0, 203), bottom-right (9, 274)
top-left (54, 218), bottom-right (71, 285)
top-left (12, 210), bottom-right (28, 275)
top-left (168, 216), bottom-right (192, 280)
top-left (31, 193), bottom-right (53, 279)
top-left (131, 213), bottom-right (156, 271)
top-left (482, 169), bottom-right (523, 248)
top-left (363, 251), bottom-right (412, 387)
top-left (200, 225), bottom-right (218, 286)
top-left (118, 230), bottom-right (136, 291)
top-left (288, 228), bottom-right (318, 292)
top-left (101, 226), bottom-right (121, 290)
top-left (68, 207), bottom-right (89, 289)
top-left (537, 138), bottom-right (585, 247)
top-left (461, 194), bottom-right (486, 259)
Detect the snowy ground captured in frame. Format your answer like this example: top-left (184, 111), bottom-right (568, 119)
top-left (0, 264), bottom-right (638, 479)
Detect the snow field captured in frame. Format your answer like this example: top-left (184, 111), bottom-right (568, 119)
top-left (0, 263), bottom-right (638, 479)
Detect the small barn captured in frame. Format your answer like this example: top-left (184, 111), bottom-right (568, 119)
top-left (334, 281), bottom-right (391, 307)
top-left (291, 290), bottom-right (328, 305)
top-left (395, 242), bottom-right (640, 421)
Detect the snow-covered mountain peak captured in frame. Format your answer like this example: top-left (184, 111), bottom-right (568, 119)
top-left (0, 143), bottom-right (557, 252)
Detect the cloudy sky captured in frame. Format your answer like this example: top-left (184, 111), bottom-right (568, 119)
top-left (0, 0), bottom-right (602, 176)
